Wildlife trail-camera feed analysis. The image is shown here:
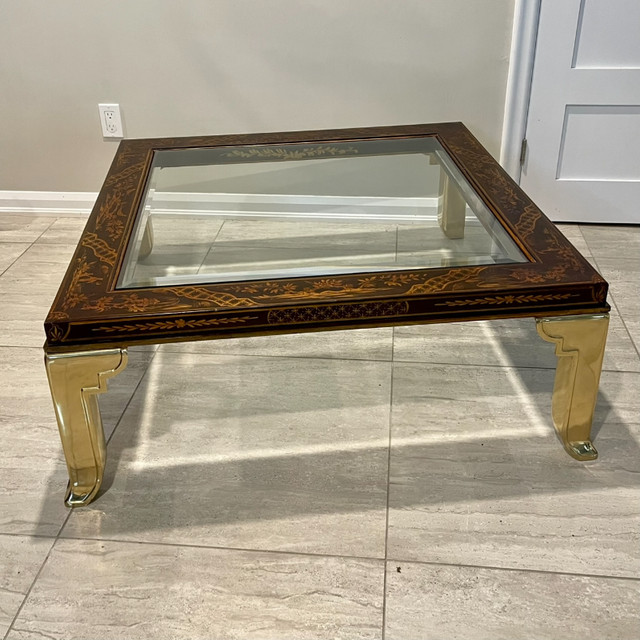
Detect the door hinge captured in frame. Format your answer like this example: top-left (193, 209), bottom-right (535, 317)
top-left (519, 138), bottom-right (528, 166)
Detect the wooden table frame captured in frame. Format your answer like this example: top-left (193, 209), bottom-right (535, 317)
top-left (43, 123), bottom-right (610, 508)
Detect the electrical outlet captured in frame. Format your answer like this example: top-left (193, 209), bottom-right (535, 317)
top-left (98, 103), bottom-right (124, 138)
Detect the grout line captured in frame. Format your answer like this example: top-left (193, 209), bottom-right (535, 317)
top-left (2, 340), bottom-right (638, 374)
top-left (157, 345), bottom-right (525, 367)
top-left (196, 218), bottom-right (227, 275)
top-left (3, 537), bottom-right (57, 640)
top-left (391, 357), bottom-right (640, 374)
top-left (57, 533), bottom-right (386, 564)
top-left (0, 213), bottom-right (58, 275)
top-left (0, 531), bottom-right (58, 541)
top-left (31, 217), bottom-right (58, 244)
top-left (381, 360), bottom-right (395, 640)
top-left (2, 339), bottom-right (638, 373)
top-left (36, 343), bottom-right (639, 374)
top-left (385, 557), bottom-right (640, 583)
top-left (41, 532), bottom-right (640, 584)
top-left (156, 346), bottom-right (395, 365)
top-left (0, 243), bottom-right (34, 278)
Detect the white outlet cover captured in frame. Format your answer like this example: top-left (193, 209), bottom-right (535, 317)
top-left (98, 103), bottom-right (124, 138)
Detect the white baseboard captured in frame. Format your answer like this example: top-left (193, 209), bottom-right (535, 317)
top-left (0, 191), bottom-right (97, 216)
top-left (0, 190), bottom-right (440, 222)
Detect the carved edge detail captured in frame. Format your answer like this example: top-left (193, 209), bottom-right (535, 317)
top-left (267, 300), bottom-right (410, 324)
top-left (91, 316), bottom-right (259, 333)
top-left (435, 293), bottom-right (577, 307)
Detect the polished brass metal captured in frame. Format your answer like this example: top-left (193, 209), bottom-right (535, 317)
top-left (45, 348), bottom-right (128, 507)
top-left (536, 314), bottom-right (609, 460)
top-left (437, 168), bottom-right (466, 239)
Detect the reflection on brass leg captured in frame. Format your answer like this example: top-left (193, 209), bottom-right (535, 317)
top-left (535, 314), bottom-right (609, 460)
top-left (139, 218), bottom-right (154, 259)
top-left (45, 349), bottom-right (128, 507)
top-left (437, 170), bottom-right (466, 239)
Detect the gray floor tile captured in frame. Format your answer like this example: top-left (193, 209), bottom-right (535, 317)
top-left (1, 215), bottom-right (638, 637)
top-left (0, 243), bottom-right (76, 348)
top-left (62, 352), bottom-right (391, 557)
top-left (393, 314), bottom-right (640, 373)
top-left (1, 242), bottom-right (77, 274)
top-left (160, 327), bottom-right (394, 361)
top-left (397, 223), bottom-right (524, 267)
top-left (200, 243), bottom-right (399, 280)
top-left (387, 363), bottom-right (640, 577)
top-left (0, 243), bottom-right (30, 275)
top-left (0, 317), bottom-right (48, 349)
top-left (393, 318), bottom-right (556, 367)
top-left (199, 221), bottom-right (398, 283)
top-left (34, 217), bottom-right (88, 244)
top-left (7, 539), bottom-right (384, 640)
top-left (0, 216), bottom-right (54, 243)
top-left (0, 348), bottom-right (71, 535)
top-left (0, 535), bottom-right (54, 638)
top-left (580, 224), bottom-right (640, 259)
top-left (596, 256), bottom-right (640, 350)
top-left (0, 347), bottom-right (154, 535)
top-left (385, 561), bottom-right (640, 640)
top-left (214, 219), bottom-right (395, 244)
top-left (98, 349), bottom-right (157, 440)
top-left (0, 465), bottom-right (69, 538)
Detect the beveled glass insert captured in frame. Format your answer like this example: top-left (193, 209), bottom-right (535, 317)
top-left (117, 137), bottom-right (526, 289)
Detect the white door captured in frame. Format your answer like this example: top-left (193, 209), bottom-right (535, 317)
top-left (521, 0), bottom-right (640, 223)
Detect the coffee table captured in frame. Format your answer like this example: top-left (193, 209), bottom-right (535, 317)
top-left (44, 123), bottom-right (610, 508)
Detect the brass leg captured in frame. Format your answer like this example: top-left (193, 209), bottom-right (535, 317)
top-left (139, 217), bottom-right (154, 259)
top-left (45, 349), bottom-right (128, 507)
top-left (437, 169), bottom-right (466, 239)
top-left (535, 314), bottom-right (609, 460)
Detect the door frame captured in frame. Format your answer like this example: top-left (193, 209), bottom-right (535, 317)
top-left (500, 0), bottom-right (542, 181)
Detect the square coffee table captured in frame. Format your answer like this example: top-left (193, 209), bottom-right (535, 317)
top-left (44, 123), bottom-right (610, 508)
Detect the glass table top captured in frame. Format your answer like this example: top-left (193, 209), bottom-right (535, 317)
top-left (117, 137), bottom-right (526, 289)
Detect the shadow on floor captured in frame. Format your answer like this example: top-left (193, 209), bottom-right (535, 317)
top-left (40, 321), bottom-right (639, 534)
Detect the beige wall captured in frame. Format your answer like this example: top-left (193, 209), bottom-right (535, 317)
top-left (0, 0), bottom-right (514, 192)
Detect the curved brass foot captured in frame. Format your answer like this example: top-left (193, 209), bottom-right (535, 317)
top-left (45, 349), bottom-right (128, 508)
top-left (568, 440), bottom-right (598, 461)
top-left (536, 315), bottom-right (609, 461)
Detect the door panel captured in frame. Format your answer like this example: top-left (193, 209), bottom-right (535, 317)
top-left (572, 0), bottom-right (640, 68)
top-left (557, 105), bottom-right (640, 181)
top-left (521, 0), bottom-right (640, 223)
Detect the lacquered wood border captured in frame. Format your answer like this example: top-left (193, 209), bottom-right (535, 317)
top-left (45, 123), bottom-right (609, 348)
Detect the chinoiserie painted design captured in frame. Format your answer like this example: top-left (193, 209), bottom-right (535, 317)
top-left (94, 316), bottom-right (259, 333)
top-left (44, 123), bottom-right (610, 349)
top-left (81, 233), bottom-right (118, 266)
top-left (435, 293), bottom-right (576, 308)
top-left (223, 145), bottom-right (359, 161)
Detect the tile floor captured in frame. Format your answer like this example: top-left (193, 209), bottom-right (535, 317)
top-left (0, 213), bottom-right (639, 639)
